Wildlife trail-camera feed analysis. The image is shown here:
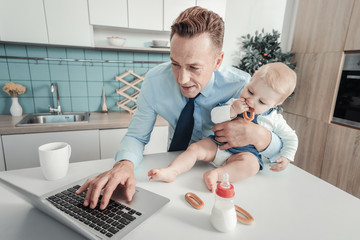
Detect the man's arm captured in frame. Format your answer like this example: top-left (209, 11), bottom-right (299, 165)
top-left (77, 77), bottom-right (158, 209)
top-left (212, 117), bottom-right (281, 157)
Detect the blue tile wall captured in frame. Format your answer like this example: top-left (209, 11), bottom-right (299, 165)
top-left (0, 43), bottom-right (169, 114)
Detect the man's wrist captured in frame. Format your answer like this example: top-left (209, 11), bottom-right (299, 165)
top-left (114, 160), bottom-right (134, 170)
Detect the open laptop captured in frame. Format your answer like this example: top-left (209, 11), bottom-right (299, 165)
top-left (0, 175), bottom-right (170, 239)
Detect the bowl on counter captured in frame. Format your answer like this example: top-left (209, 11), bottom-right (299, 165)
top-left (107, 37), bottom-right (126, 47)
top-left (151, 40), bottom-right (169, 48)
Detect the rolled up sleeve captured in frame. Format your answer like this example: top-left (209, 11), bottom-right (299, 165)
top-left (259, 131), bottom-right (283, 162)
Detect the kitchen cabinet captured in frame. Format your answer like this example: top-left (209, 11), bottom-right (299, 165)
top-left (321, 123), bottom-right (360, 198)
top-left (99, 126), bottom-right (168, 159)
top-left (197, 0), bottom-right (227, 21)
top-left (344, 0), bottom-right (360, 50)
top-left (44, 0), bottom-right (93, 46)
top-left (291, 0), bottom-right (353, 53)
top-left (282, 112), bottom-right (329, 177)
top-left (88, 0), bottom-right (128, 28)
top-left (2, 130), bottom-right (100, 170)
top-left (283, 0), bottom-right (360, 199)
top-left (128, 0), bottom-right (163, 31)
top-left (0, 0), bottom-right (48, 44)
top-left (0, 137), bottom-right (5, 171)
top-left (163, 0), bottom-right (195, 31)
top-left (282, 52), bottom-right (343, 122)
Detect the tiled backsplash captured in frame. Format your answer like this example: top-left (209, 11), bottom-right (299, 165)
top-left (0, 43), bottom-right (169, 114)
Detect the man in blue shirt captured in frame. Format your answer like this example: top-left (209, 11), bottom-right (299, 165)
top-left (77, 6), bottom-right (282, 210)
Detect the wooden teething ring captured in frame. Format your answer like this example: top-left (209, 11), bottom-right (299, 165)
top-left (185, 192), bottom-right (204, 210)
top-left (243, 108), bottom-right (255, 121)
top-left (235, 205), bottom-right (254, 225)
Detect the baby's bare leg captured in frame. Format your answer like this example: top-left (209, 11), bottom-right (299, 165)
top-left (203, 152), bottom-right (260, 192)
top-left (148, 138), bottom-right (217, 182)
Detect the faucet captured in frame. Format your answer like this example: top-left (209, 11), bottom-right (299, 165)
top-left (49, 83), bottom-right (62, 114)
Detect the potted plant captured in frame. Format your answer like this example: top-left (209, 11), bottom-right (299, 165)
top-left (235, 29), bottom-right (296, 75)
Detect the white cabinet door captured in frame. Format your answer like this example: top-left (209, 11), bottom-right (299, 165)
top-left (99, 128), bottom-right (127, 159)
top-left (144, 125), bottom-right (168, 155)
top-left (197, 0), bottom-right (227, 20)
top-left (2, 130), bottom-right (100, 170)
top-left (163, 0), bottom-right (195, 32)
top-left (0, 137), bottom-right (5, 171)
top-left (0, 0), bottom-right (48, 43)
top-left (44, 0), bottom-right (93, 46)
top-left (100, 126), bottom-right (169, 159)
top-left (88, 0), bottom-right (128, 28)
top-left (128, 0), bottom-right (163, 31)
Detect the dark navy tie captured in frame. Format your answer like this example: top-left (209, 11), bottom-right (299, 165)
top-left (169, 95), bottom-right (199, 151)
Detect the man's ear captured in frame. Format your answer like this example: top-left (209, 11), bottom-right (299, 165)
top-left (214, 51), bottom-right (224, 71)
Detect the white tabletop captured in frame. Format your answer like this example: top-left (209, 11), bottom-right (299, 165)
top-left (0, 152), bottom-right (359, 240)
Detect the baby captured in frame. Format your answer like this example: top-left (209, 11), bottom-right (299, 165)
top-left (148, 62), bottom-right (298, 192)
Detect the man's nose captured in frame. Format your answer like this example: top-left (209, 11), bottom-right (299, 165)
top-left (178, 69), bottom-right (189, 84)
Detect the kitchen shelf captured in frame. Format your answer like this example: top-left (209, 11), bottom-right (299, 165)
top-left (95, 44), bottom-right (170, 53)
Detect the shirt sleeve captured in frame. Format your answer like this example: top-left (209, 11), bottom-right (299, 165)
top-left (259, 131), bottom-right (283, 161)
top-left (210, 98), bottom-right (237, 124)
top-left (267, 114), bottom-right (298, 162)
top-left (114, 78), bottom-right (158, 168)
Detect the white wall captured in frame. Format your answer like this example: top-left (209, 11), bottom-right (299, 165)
top-left (223, 0), bottom-right (297, 67)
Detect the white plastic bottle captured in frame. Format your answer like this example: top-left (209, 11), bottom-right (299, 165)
top-left (210, 173), bottom-right (237, 232)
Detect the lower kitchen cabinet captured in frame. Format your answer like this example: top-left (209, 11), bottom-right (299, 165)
top-left (0, 137), bottom-right (5, 171)
top-left (2, 130), bottom-right (100, 170)
top-left (321, 124), bottom-right (360, 198)
top-left (99, 126), bottom-right (169, 159)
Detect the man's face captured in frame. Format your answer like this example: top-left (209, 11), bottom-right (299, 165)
top-left (170, 33), bottom-right (223, 98)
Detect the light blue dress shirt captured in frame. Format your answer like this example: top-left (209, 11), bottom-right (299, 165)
top-left (115, 62), bottom-right (282, 167)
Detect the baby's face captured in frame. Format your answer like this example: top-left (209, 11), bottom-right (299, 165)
top-left (240, 78), bottom-right (283, 114)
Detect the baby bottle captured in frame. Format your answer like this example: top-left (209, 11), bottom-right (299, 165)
top-left (210, 173), bottom-right (237, 232)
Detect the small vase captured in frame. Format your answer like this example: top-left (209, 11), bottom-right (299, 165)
top-left (10, 97), bottom-right (23, 117)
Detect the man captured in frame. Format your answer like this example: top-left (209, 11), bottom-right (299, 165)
top-left (77, 6), bottom-right (282, 210)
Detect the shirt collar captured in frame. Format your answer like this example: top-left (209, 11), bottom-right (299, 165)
top-left (199, 72), bottom-right (215, 98)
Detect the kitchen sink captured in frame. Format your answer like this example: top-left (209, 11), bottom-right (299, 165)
top-left (16, 112), bottom-right (90, 126)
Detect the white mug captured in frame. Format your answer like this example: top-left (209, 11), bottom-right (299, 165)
top-left (39, 142), bottom-right (71, 181)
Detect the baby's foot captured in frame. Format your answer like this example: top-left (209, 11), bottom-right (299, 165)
top-left (203, 170), bottom-right (219, 192)
top-left (148, 168), bottom-right (178, 182)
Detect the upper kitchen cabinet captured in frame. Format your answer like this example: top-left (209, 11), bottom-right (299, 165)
top-left (44, 0), bottom-right (93, 47)
top-left (345, 0), bottom-right (360, 50)
top-left (291, 0), bottom-right (353, 53)
top-left (0, 0), bottom-right (48, 44)
top-left (128, 0), bottom-right (163, 31)
top-left (197, 0), bottom-right (226, 21)
top-left (163, 0), bottom-right (195, 31)
top-left (88, 0), bottom-right (128, 28)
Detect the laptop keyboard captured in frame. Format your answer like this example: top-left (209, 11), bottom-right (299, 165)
top-left (46, 185), bottom-right (142, 238)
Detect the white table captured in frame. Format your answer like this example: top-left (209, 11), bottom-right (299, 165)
top-left (1, 152), bottom-right (359, 240)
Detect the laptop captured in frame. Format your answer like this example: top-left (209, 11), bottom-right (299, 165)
top-left (0, 174), bottom-right (170, 239)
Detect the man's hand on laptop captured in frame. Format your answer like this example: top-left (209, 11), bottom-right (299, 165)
top-left (76, 160), bottom-right (136, 210)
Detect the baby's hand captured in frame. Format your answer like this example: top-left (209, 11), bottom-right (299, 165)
top-left (270, 157), bottom-right (290, 172)
top-left (230, 98), bottom-right (249, 118)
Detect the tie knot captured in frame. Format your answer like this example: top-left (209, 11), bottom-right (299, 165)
top-left (189, 93), bottom-right (200, 102)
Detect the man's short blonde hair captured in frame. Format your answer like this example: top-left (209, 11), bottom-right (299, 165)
top-left (170, 6), bottom-right (224, 53)
top-left (252, 62), bottom-right (297, 103)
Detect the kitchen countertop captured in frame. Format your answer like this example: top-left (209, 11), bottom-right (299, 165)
top-left (0, 112), bottom-right (168, 135)
top-left (0, 152), bottom-right (360, 240)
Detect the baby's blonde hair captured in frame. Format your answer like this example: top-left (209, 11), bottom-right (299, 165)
top-left (252, 62), bottom-right (297, 103)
